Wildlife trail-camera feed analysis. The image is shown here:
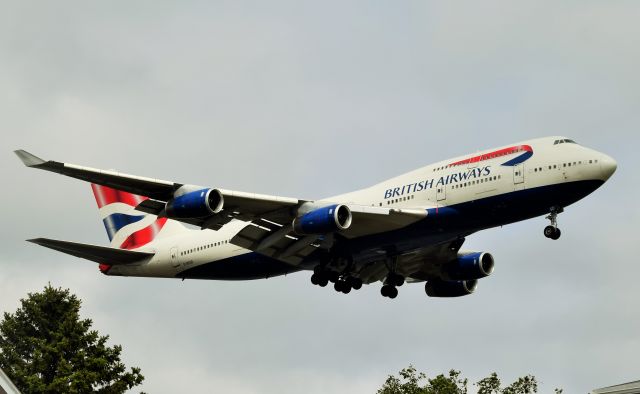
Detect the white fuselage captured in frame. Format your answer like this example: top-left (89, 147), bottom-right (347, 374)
top-left (107, 136), bottom-right (616, 279)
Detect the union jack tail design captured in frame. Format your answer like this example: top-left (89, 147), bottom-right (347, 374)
top-left (91, 184), bottom-right (188, 249)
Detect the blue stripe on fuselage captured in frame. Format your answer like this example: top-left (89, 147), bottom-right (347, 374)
top-left (501, 151), bottom-right (533, 166)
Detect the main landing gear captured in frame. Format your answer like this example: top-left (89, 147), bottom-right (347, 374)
top-left (544, 206), bottom-right (563, 240)
top-left (310, 266), bottom-right (362, 295)
top-left (380, 273), bottom-right (404, 299)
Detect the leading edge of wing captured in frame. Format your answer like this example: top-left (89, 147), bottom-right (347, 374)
top-left (14, 149), bottom-right (177, 201)
top-left (27, 238), bottom-right (154, 265)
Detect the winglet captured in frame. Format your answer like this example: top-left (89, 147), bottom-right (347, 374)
top-left (14, 150), bottom-right (46, 167)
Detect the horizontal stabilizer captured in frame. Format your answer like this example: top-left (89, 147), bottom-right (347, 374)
top-left (28, 238), bottom-right (154, 265)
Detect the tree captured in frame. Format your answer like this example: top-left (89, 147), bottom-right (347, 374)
top-left (377, 366), bottom-right (466, 394)
top-left (476, 372), bottom-right (501, 394)
top-left (502, 375), bottom-right (537, 394)
top-left (0, 284), bottom-right (144, 393)
top-left (378, 366), bottom-right (558, 394)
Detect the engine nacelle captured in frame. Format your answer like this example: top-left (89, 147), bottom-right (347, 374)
top-left (425, 279), bottom-right (477, 297)
top-left (165, 188), bottom-right (224, 218)
top-left (292, 204), bottom-right (352, 235)
top-left (445, 252), bottom-right (494, 280)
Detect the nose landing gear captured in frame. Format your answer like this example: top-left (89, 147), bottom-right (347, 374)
top-left (544, 206), bottom-right (563, 240)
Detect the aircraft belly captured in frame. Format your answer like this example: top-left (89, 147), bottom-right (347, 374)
top-left (177, 252), bottom-right (302, 280)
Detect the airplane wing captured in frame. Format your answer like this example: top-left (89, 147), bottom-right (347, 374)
top-left (14, 150), bottom-right (303, 226)
top-left (15, 150), bottom-right (431, 265)
top-left (28, 238), bottom-right (154, 265)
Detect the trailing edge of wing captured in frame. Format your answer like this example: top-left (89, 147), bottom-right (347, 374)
top-left (28, 238), bottom-right (154, 265)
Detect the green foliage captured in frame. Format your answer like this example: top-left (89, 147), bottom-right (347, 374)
top-left (378, 366), bottom-right (553, 394)
top-left (476, 372), bottom-right (501, 394)
top-left (502, 375), bottom-right (537, 394)
top-left (376, 366), bottom-right (466, 394)
top-left (0, 284), bottom-right (144, 393)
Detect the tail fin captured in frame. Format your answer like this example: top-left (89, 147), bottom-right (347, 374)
top-left (91, 184), bottom-right (188, 249)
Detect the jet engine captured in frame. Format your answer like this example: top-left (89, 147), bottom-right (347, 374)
top-left (293, 204), bottom-right (352, 235)
top-left (166, 188), bottom-right (224, 218)
top-left (445, 252), bottom-right (494, 280)
top-left (425, 279), bottom-right (477, 297)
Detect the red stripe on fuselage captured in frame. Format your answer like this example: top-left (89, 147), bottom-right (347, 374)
top-left (119, 217), bottom-right (168, 250)
top-left (449, 145), bottom-right (533, 167)
top-left (91, 184), bottom-right (148, 208)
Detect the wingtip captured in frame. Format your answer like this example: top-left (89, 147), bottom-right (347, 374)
top-left (14, 150), bottom-right (46, 167)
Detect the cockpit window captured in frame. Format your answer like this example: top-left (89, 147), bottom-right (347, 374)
top-left (554, 139), bottom-right (577, 145)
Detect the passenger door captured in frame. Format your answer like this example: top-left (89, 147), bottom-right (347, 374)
top-left (170, 247), bottom-right (180, 268)
top-left (513, 164), bottom-right (525, 190)
top-left (436, 185), bottom-right (446, 202)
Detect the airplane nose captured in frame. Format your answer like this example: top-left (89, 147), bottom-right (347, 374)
top-left (600, 154), bottom-right (617, 180)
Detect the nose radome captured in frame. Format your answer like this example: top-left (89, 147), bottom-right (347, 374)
top-left (600, 154), bottom-right (617, 180)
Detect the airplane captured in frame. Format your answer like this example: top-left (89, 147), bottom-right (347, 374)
top-left (15, 136), bottom-right (617, 299)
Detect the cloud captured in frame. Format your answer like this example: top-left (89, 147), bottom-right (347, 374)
top-left (1, 1), bottom-right (639, 393)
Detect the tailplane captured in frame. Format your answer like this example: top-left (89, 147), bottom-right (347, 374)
top-left (91, 184), bottom-right (188, 249)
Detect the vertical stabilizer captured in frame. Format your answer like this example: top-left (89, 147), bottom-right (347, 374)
top-left (91, 184), bottom-right (188, 249)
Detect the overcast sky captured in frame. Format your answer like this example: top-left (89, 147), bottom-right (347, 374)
top-left (1, 1), bottom-right (639, 393)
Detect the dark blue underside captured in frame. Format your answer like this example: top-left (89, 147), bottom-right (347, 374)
top-left (178, 179), bottom-right (604, 281)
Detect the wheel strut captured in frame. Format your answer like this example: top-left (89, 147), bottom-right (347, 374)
top-left (544, 206), bottom-right (563, 240)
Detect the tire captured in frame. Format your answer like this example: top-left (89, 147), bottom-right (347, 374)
top-left (310, 274), bottom-right (318, 285)
top-left (551, 227), bottom-right (561, 240)
top-left (544, 225), bottom-right (556, 238)
top-left (388, 286), bottom-right (398, 299)
top-left (381, 285), bottom-right (390, 297)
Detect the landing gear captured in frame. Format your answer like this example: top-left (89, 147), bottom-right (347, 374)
top-left (334, 279), bottom-right (351, 294)
top-left (380, 284), bottom-right (398, 299)
top-left (310, 272), bottom-right (328, 287)
top-left (544, 206), bottom-right (563, 240)
top-left (310, 265), bottom-right (329, 287)
top-left (311, 265), bottom-right (362, 294)
top-left (379, 257), bottom-right (404, 299)
top-left (544, 225), bottom-right (561, 240)
top-left (387, 273), bottom-right (405, 287)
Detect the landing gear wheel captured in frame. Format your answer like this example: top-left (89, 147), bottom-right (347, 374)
top-left (350, 277), bottom-right (363, 290)
top-left (544, 225), bottom-right (561, 240)
top-left (544, 225), bottom-right (556, 239)
top-left (311, 274), bottom-right (319, 285)
top-left (334, 280), bottom-right (351, 294)
top-left (381, 284), bottom-right (398, 299)
top-left (388, 286), bottom-right (398, 299)
top-left (317, 276), bottom-right (329, 287)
